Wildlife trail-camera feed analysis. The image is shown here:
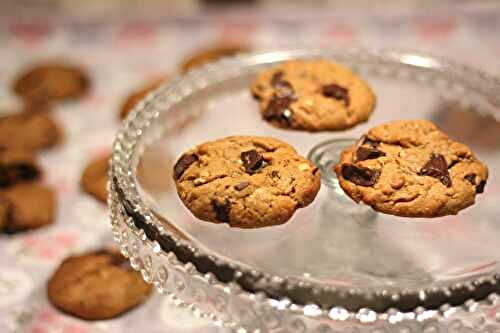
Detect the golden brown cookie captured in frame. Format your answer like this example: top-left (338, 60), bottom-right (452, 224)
top-left (47, 248), bottom-right (153, 320)
top-left (174, 136), bottom-right (321, 228)
top-left (0, 112), bottom-right (62, 151)
top-left (0, 183), bottom-right (56, 233)
top-left (80, 154), bottom-right (110, 204)
top-left (251, 60), bottom-right (376, 132)
top-left (180, 43), bottom-right (249, 73)
top-left (335, 120), bottom-right (488, 217)
top-left (119, 77), bottom-right (166, 120)
top-left (0, 198), bottom-right (10, 232)
top-left (13, 62), bottom-right (90, 102)
top-left (0, 149), bottom-right (41, 188)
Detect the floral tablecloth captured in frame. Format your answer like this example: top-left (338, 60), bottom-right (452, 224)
top-left (1, 3), bottom-right (500, 332)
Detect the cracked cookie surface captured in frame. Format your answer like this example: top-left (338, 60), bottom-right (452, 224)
top-left (335, 120), bottom-right (488, 217)
top-left (174, 136), bottom-right (321, 228)
top-left (251, 60), bottom-right (376, 132)
top-left (47, 248), bottom-right (152, 320)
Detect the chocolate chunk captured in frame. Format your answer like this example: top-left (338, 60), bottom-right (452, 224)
top-left (322, 84), bottom-right (350, 106)
top-left (464, 174), bottom-right (477, 185)
top-left (234, 181), bottom-right (250, 191)
top-left (211, 199), bottom-right (230, 223)
top-left (271, 170), bottom-right (280, 178)
top-left (240, 150), bottom-right (265, 174)
top-left (263, 94), bottom-right (295, 126)
top-left (419, 153), bottom-right (452, 187)
top-left (356, 146), bottom-right (386, 162)
top-left (0, 163), bottom-right (40, 187)
top-left (355, 135), bottom-right (380, 150)
top-left (173, 153), bottom-right (198, 180)
top-left (341, 163), bottom-right (380, 186)
top-left (476, 180), bottom-right (486, 194)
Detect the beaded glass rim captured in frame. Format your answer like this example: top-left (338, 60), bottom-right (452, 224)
top-left (110, 47), bottom-right (500, 315)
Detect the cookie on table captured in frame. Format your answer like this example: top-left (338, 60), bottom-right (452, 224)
top-left (335, 120), bottom-right (488, 218)
top-left (251, 60), bottom-right (376, 132)
top-left (0, 183), bottom-right (56, 233)
top-left (80, 154), bottom-right (110, 204)
top-left (0, 149), bottom-right (41, 187)
top-left (13, 62), bottom-right (89, 102)
top-left (0, 198), bottom-right (10, 232)
top-left (119, 77), bottom-right (167, 119)
top-left (0, 112), bottom-right (62, 151)
top-left (174, 136), bottom-right (321, 228)
top-left (47, 248), bottom-right (153, 320)
top-left (180, 43), bottom-right (249, 73)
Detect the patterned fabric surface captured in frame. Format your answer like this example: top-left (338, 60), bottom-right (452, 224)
top-left (0, 3), bottom-right (500, 332)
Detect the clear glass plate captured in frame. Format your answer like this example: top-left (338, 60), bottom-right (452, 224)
top-left (110, 48), bottom-right (500, 331)
top-left (135, 50), bottom-right (500, 293)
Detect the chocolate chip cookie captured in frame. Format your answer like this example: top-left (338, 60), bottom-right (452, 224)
top-left (13, 62), bottom-right (90, 102)
top-left (335, 120), bottom-right (488, 217)
top-left (47, 248), bottom-right (153, 320)
top-left (80, 154), bottom-right (110, 204)
top-left (251, 60), bottom-right (376, 132)
top-left (0, 149), bottom-right (40, 188)
top-left (0, 183), bottom-right (56, 233)
top-left (180, 43), bottom-right (249, 73)
top-left (0, 198), bottom-right (10, 232)
top-left (119, 77), bottom-right (166, 119)
top-left (174, 136), bottom-right (321, 228)
top-left (0, 112), bottom-right (62, 151)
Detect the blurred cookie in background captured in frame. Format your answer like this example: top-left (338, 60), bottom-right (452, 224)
top-left (0, 149), bottom-right (41, 187)
top-left (80, 154), bottom-right (110, 204)
top-left (0, 198), bottom-right (9, 231)
top-left (432, 100), bottom-right (500, 152)
top-left (119, 77), bottom-right (167, 120)
top-left (0, 111), bottom-right (62, 151)
top-left (180, 43), bottom-right (249, 73)
top-left (47, 248), bottom-right (153, 320)
top-left (13, 62), bottom-right (90, 102)
top-left (0, 183), bottom-right (56, 233)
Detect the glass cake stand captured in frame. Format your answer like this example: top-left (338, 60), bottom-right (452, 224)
top-left (109, 48), bottom-right (500, 332)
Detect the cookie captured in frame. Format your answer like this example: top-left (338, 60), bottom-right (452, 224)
top-left (13, 62), bottom-right (89, 102)
top-left (47, 248), bottom-right (153, 320)
top-left (80, 154), bottom-right (110, 204)
top-left (251, 60), bottom-right (376, 132)
top-left (0, 198), bottom-right (10, 232)
top-left (335, 120), bottom-right (488, 217)
top-left (0, 149), bottom-right (40, 188)
top-left (174, 136), bottom-right (321, 228)
top-left (180, 43), bottom-right (249, 73)
top-left (0, 183), bottom-right (56, 233)
top-left (0, 112), bottom-right (62, 151)
top-left (119, 77), bottom-right (166, 119)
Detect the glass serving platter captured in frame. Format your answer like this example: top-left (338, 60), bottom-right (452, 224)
top-left (109, 48), bottom-right (500, 332)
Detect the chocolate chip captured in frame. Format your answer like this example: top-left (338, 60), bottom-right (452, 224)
top-left (476, 180), bottom-right (486, 194)
top-left (234, 181), bottom-right (250, 191)
top-left (211, 199), bottom-right (230, 223)
top-left (173, 153), bottom-right (198, 180)
top-left (419, 153), bottom-right (452, 187)
top-left (240, 150), bottom-right (265, 174)
top-left (0, 163), bottom-right (40, 187)
top-left (356, 146), bottom-right (386, 162)
top-left (322, 84), bottom-right (350, 106)
top-left (271, 170), bottom-right (280, 178)
top-left (263, 94), bottom-right (295, 126)
top-left (341, 163), bottom-right (380, 186)
top-left (464, 174), bottom-right (477, 185)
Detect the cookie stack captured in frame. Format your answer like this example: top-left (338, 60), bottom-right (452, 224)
top-left (172, 59), bottom-right (488, 228)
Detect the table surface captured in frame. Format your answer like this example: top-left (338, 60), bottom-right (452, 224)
top-left (1, 3), bottom-right (500, 332)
